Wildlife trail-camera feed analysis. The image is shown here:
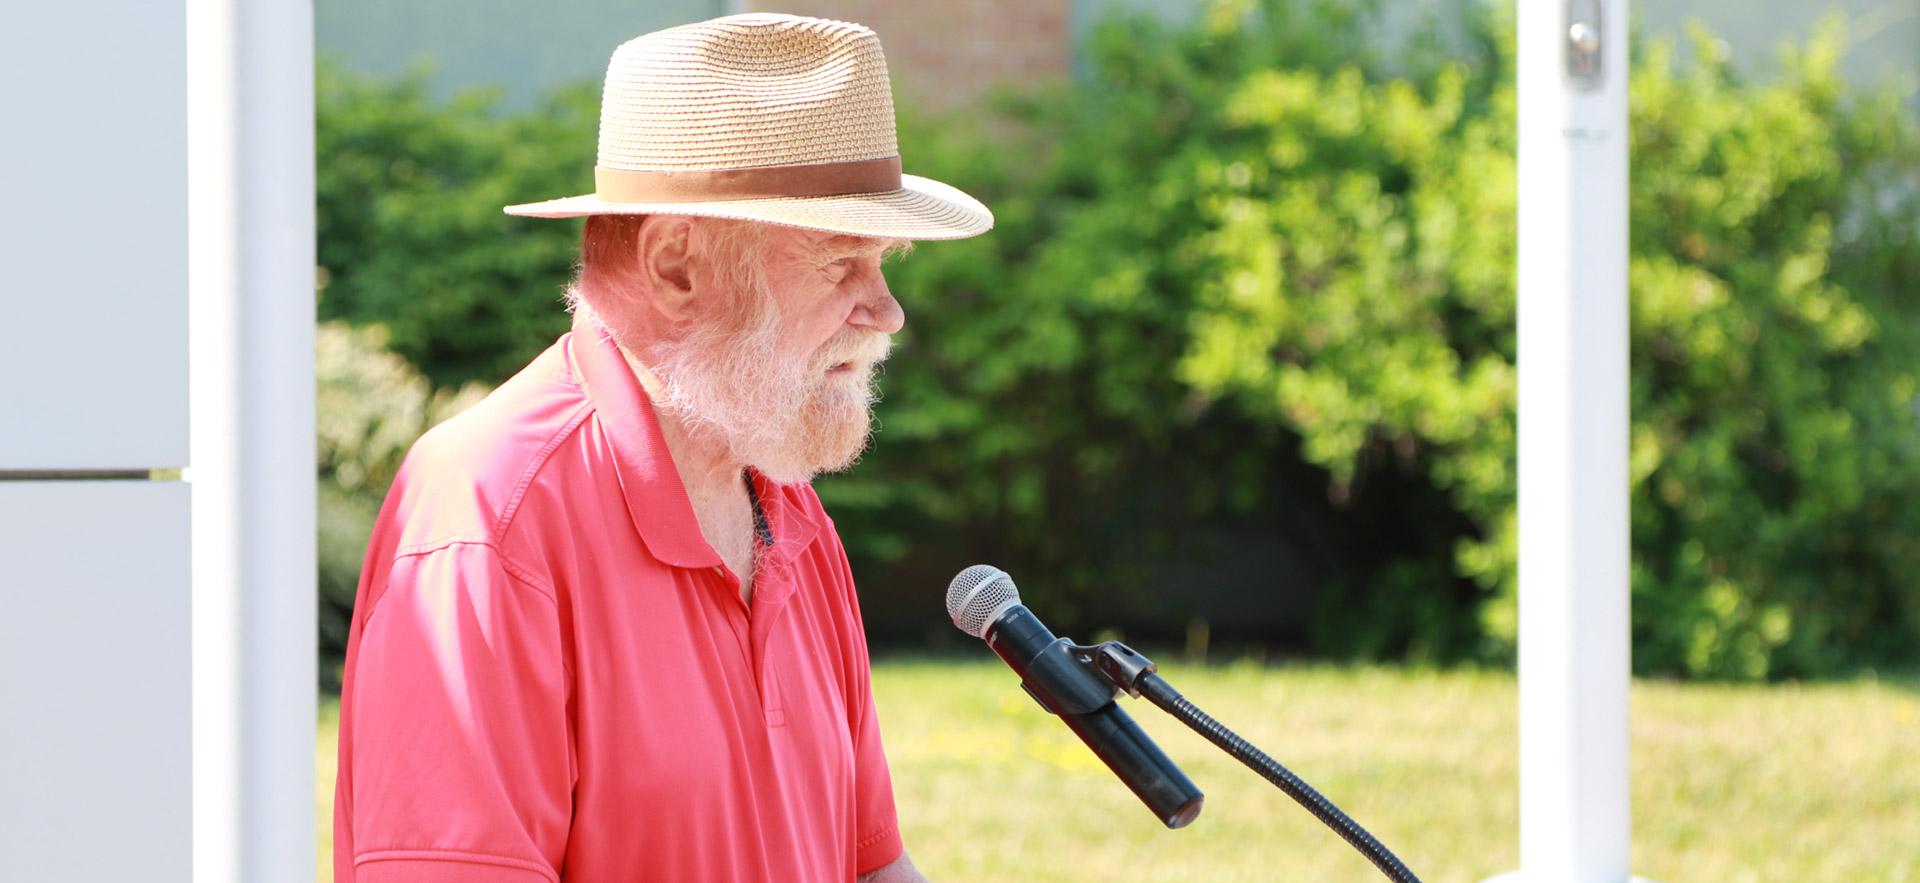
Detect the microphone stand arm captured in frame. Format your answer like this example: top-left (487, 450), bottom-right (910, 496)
top-left (1084, 641), bottom-right (1424, 883)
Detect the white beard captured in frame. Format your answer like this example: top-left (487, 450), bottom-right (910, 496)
top-left (645, 292), bottom-right (893, 485)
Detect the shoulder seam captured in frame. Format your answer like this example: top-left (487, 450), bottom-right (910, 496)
top-left (363, 539), bottom-right (559, 629)
top-left (492, 400), bottom-right (597, 543)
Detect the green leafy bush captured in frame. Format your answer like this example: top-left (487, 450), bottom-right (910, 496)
top-left (317, 60), bottom-right (591, 387)
top-left (1622, 22), bottom-right (1920, 678)
top-left (845, 4), bottom-right (1920, 677)
top-left (315, 3), bottom-right (1920, 680)
top-left (317, 321), bottom-right (486, 688)
top-left (840, 0), bottom-right (1516, 659)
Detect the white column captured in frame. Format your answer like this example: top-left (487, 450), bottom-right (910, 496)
top-left (1494, 1), bottom-right (1646, 882)
top-left (188, 0), bottom-right (316, 880)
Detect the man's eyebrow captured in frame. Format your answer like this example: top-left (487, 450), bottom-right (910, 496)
top-left (881, 239), bottom-right (915, 261)
top-left (811, 235), bottom-right (913, 261)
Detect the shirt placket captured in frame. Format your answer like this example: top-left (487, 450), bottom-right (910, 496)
top-left (705, 564), bottom-right (764, 714)
top-left (744, 473), bottom-right (792, 728)
top-left (749, 561), bottom-right (790, 728)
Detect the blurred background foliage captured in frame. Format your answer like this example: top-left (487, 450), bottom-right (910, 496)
top-left (316, 323), bottom-right (487, 691)
top-left (317, 0), bottom-right (1920, 687)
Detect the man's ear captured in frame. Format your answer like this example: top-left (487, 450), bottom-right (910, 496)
top-left (637, 215), bottom-right (696, 321)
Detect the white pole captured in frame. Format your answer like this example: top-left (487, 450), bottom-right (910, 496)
top-left (187, 0), bottom-right (316, 880)
top-left (1494, 1), bottom-right (1646, 882)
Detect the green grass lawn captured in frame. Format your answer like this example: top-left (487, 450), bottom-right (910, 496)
top-left (318, 660), bottom-right (1920, 882)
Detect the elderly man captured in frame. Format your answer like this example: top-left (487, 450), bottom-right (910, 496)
top-left (331, 14), bottom-right (991, 883)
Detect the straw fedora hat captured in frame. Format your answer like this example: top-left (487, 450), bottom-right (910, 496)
top-left (504, 13), bottom-right (994, 241)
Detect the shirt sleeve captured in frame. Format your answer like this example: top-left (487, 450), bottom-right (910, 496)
top-left (851, 678), bottom-right (905, 875)
top-left (345, 540), bottom-right (575, 883)
top-left (835, 551), bottom-right (905, 874)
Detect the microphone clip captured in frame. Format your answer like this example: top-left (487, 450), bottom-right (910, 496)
top-left (1018, 639), bottom-right (1160, 715)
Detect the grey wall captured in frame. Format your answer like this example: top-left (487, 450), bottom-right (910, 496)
top-left (1070, 0), bottom-right (1917, 98)
top-left (1637, 0), bottom-right (1919, 92)
top-left (321, 1), bottom-right (1919, 108)
top-left (317, 0), bottom-right (727, 107)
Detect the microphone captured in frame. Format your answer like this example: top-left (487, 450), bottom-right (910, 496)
top-left (946, 564), bottom-right (1204, 828)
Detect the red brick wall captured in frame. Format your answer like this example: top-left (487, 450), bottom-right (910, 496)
top-left (741, 1), bottom-right (1072, 113)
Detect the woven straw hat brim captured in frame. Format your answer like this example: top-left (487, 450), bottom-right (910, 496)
top-left (503, 173), bottom-right (993, 241)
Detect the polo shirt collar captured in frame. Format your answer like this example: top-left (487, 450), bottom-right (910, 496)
top-left (570, 316), bottom-right (722, 569)
top-left (746, 468), bottom-right (821, 561)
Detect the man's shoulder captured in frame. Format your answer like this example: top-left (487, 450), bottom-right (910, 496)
top-left (380, 338), bottom-right (596, 551)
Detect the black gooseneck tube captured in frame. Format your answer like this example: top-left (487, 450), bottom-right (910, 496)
top-left (983, 604), bottom-right (1205, 828)
top-left (953, 565), bottom-right (1420, 881)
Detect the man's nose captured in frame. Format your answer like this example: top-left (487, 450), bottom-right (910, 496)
top-left (850, 275), bottom-right (905, 334)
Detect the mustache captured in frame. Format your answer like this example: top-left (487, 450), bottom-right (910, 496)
top-left (813, 329), bottom-right (893, 368)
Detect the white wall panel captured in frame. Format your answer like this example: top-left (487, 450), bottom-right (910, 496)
top-left (0, 2), bottom-right (188, 469)
top-left (0, 480), bottom-right (191, 882)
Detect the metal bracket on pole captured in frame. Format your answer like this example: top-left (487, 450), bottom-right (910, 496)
top-left (1565, 0), bottom-right (1605, 89)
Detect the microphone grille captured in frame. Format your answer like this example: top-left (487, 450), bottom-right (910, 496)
top-left (946, 564), bottom-right (1021, 639)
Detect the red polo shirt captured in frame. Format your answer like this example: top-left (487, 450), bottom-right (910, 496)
top-left (332, 322), bottom-right (904, 882)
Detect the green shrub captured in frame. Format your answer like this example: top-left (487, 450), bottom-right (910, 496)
top-left (315, 3), bottom-right (1920, 680)
top-left (839, 0), bottom-right (1515, 659)
top-left (317, 321), bottom-right (486, 689)
top-left (316, 59), bottom-right (591, 388)
top-left (1621, 21), bottom-right (1920, 678)
top-left (845, 3), bottom-right (1920, 677)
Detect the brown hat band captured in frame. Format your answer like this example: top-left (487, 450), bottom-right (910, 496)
top-left (594, 156), bottom-right (903, 204)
